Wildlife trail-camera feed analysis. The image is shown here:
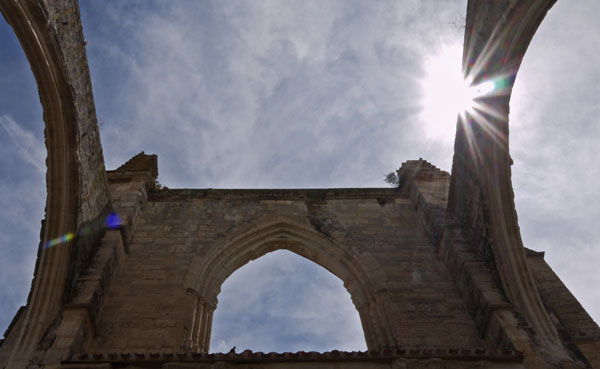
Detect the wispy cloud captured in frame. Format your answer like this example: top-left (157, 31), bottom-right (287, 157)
top-left (0, 179), bottom-right (44, 329)
top-left (510, 0), bottom-right (600, 322)
top-left (0, 15), bottom-right (48, 335)
top-left (0, 117), bottom-right (45, 334)
top-left (82, 1), bottom-right (466, 189)
top-left (0, 115), bottom-right (45, 172)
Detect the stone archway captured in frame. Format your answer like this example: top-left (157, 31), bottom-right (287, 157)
top-left (183, 219), bottom-right (393, 352)
top-left (0, 1), bottom-right (110, 366)
top-left (447, 0), bottom-right (579, 365)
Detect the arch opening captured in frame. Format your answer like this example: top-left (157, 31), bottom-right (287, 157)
top-left (210, 249), bottom-right (367, 353)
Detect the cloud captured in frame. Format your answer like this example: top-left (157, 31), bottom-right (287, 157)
top-left (0, 117), bottom-right (46, 334)
top-left (510, 0), bottom-right (600, 322)
top-left (0, 179), bottom-right (44, 327)
top-left (0, 115), bottom-right (45, 173)
top-left (0, 16), bottom-right (48, 335)
top-left (81, 1), bottom-right (467, 189)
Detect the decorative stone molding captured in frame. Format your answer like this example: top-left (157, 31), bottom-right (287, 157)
top-left (63, 348), bottom-right (525, 369)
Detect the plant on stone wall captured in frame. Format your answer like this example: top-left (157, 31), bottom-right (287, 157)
top-left (153, 177), bottom-right (167, 191)
top-left (384, 171), bottom-right (399, 187)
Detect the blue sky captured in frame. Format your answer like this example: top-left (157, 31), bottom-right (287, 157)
top-left (1, 0), bottom-right (599, 353)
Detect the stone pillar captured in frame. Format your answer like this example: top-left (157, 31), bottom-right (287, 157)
top-left (200, 308), bottom-right (215, 353)
top-left (186, 294), bottom-right (216, 353)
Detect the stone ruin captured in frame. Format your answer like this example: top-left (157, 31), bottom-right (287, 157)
top-left (0, 1), bottom-right (598, 368)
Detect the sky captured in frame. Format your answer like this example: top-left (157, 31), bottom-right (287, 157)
top-left (0, 0), bottom-right (598, 354)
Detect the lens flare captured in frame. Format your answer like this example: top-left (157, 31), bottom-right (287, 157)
top-left (44, 232), bottom-right (74, 249)
top-left (459, 78), bottom-right (498, 115)
top-left (43, 212), bottom-right (126, 249)
top-left (106, 212), bottom-right (124, 229)
top-left (473, 80), bottom-right (495, 96)
top-left (420, 43), bottom-right (511, 145)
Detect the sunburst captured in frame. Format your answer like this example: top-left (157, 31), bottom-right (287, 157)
top-left (419, 43), bottom-right (503, 145)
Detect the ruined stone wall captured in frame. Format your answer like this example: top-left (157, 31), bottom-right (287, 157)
top-left (40, 0), bottom-right (111, 226)
top-left (53, 153), bottom-right (599, 368)
top-left (91, 165), bottom-right (487, 354)
top-left (39, 0), bottom-right (112, 308)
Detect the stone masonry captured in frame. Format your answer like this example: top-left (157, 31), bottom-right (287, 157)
top-left (94, 156), bottom-right (484, 354)
top-left (62, 154), bottom-right (531, 369)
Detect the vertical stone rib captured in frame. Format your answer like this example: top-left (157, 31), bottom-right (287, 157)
top-left (202, 308), bottom-right (214, 353)
top-left (185, 295), bottom-right (199, 349)
top-left (193, 301), bottom-right (206, 352)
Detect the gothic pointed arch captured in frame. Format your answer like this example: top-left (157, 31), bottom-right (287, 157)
top-left (183, 218), bottom-right (394, 352)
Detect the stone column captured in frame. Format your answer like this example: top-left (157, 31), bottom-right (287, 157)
top-left (198, 308), bottom-right (215, 353)
top-left (186, 294), bottom-right (216, 353)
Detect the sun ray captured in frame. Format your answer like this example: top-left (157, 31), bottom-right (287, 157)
top-left (419, 40), bottom-right (516, 146)
top-left (462, 117), bottom-right (483, 167)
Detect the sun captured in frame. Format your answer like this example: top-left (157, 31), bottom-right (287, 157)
top-left (419, 44), bottom-right (495, 144)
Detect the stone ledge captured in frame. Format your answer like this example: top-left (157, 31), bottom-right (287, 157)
top-left (68, 348), bottom-right (523, 365)
top-left (149, 188), bottom-right (405, 202)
